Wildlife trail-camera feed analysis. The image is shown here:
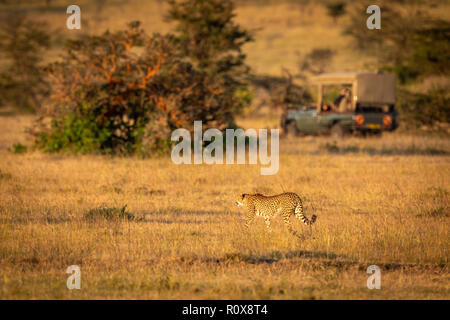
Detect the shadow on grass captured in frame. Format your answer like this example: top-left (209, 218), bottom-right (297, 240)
top-left (141, 208), bottom-right (229, 224)
top-left (84, 205), bottom-right (141, 221)
top-left (151, 207), bottom-right (227, 216)
top-left (215, 250), bottom-right (348, 265)
top-left (195, 251), bottom-right (447, 272)
top-left (143, 218), bottom-right (208, 224)
top-left (319, 142), bottom-right (449, 156)
top-left (1, 206), bottom-right (224, 225)
top-left (0, 216), bottom-right (73, 224)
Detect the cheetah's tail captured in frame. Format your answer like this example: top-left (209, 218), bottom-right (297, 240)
top-left (295, 204), bottom-right (317, 226)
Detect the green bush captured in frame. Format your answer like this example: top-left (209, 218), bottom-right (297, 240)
top-left (9, 142), bottom-right (27, 154)
top-left (298, 48), bottom-right (335, 75)
top-left (84, 205), bottom-right (141, 221)
top-left (166, 0), bottom-right (253, 122)
top-left (397, 87), bottom-right (450, 129)
top-left (38, 114), bottom-right (113, 154)
top-left (345, 2), bottom-right (449, 84)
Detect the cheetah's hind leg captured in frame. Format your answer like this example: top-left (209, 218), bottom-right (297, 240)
top-left (309, 214), bottom-right (317, 238)
top-left (294, 202), bottom-right (317, 238)
top-left (282, 214), bottom-right (301, 238)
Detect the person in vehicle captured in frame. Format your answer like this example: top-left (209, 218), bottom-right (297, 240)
top-left (333, 88), bottom-right (351, 112)
top-left (321, 104), bottom-right (331, 112)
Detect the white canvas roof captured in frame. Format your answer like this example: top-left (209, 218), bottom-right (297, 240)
top-left (312, 72), bottom-right (396, 104)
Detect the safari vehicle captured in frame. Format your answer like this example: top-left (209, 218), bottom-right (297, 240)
top-left (284, 72), bottom-right (399, 137)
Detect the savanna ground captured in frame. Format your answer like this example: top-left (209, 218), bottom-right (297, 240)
top-left (0, 115), bottom-right (449, 299)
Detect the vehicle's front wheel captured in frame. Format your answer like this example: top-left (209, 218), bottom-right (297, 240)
top-left (330, 123), bottom-right (347, 139)
top-left (285, 121), bottom-right (298, 137)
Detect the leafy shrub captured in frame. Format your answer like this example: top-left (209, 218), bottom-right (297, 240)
top-left (298, 48), bottom-right (335, 75)
top-left (37, 114), bottom-right (113, 154)
top-left (36, 1), bottom-right (253, 155)
top-left (397, 86), bottom-right (450, 129)
top-left (37, 14), bottom-right (252, 154)
top-left (407, 20), bottom-right (450, 80)
top-left (344, 2), bottom-right (449, 84)
top-left (417, 207), bottom-right (448, 218)
top-left (84, 205), bottom-right (141, 221)
top-left (9, 143), bottom-right (27, 154)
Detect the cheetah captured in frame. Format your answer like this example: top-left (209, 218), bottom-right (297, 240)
top-left (235, 192), bottom-right (317, 237)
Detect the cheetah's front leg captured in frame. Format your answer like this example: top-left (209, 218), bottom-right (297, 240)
top-left (264, 216), bottom-right (271, 230)
top-left (244, 205), bottom-right (256, 228)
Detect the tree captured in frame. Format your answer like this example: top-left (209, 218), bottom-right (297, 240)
top-left (408, 19), bottom-right (450, 79)
top-left (37, 19), bottom-right (253, 154)
top-left (35, 0), bottom-right (256, 154)
top-left (0, 11), bottom-right (50, 111)
top-left (298, 48), bottom-right (335, 76)
top-left (166, 0), bottom-right (253, 127)
top-left (344, 2), bottom-right (449, 83)
top-left (344, 1), bottom-right (450, 129)
top-left (326, 2), bottom-right (346, 23)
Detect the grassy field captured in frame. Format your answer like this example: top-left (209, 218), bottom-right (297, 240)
top-left (0, 115), bottom-right (449, 299)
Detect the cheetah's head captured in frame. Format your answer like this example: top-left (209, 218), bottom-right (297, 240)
top-left (235, 194), bottom-right (247, 207)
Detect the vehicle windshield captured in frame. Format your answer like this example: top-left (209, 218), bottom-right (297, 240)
top-left (320, 84), bottom-right (353, 113)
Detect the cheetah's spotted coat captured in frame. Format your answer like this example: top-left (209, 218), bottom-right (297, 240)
top-left (236, 192), bottom-right (317, 236)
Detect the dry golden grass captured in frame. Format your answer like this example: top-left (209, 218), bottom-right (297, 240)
top-left (0, 115), bottom-right (449, 299)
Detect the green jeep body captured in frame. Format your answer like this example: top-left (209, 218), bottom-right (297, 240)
top-left (284, 72), bottom-right (399, 136)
